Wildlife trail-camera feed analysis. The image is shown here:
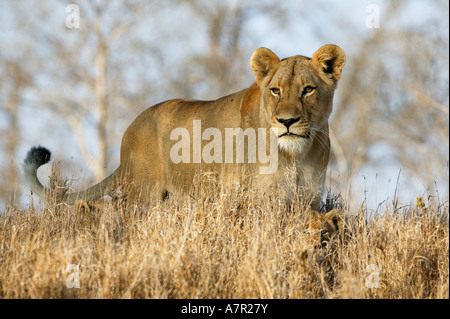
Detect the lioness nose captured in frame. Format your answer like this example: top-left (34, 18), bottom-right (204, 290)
top-left (277, 117), bottom-right (300, 129)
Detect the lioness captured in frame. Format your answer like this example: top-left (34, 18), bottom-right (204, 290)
top-left (24, 45), bottom-right (345, 212)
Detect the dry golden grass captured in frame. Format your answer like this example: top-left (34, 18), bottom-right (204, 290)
top-left (0, 175), bottom-right (448, 299)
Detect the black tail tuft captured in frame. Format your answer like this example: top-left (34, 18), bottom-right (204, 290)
top-left (24, 146), bottom-right (51, 167)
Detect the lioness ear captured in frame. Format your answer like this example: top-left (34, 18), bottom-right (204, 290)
top-left (312, 44), bottom-right (345, 82)
top-left (250, 47), bottom-right (280, 86)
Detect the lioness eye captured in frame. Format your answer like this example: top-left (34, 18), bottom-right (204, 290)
top-left (303, 86), bottom-right (315, 95)
top-left (270, 88), bottom-right (281, 96)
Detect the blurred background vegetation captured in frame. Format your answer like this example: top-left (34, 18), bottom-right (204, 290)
top-left (0, 0), bottom-right (448, 210)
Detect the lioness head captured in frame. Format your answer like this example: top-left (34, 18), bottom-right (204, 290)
top-left (250, 45), bottom-right (345, 155)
